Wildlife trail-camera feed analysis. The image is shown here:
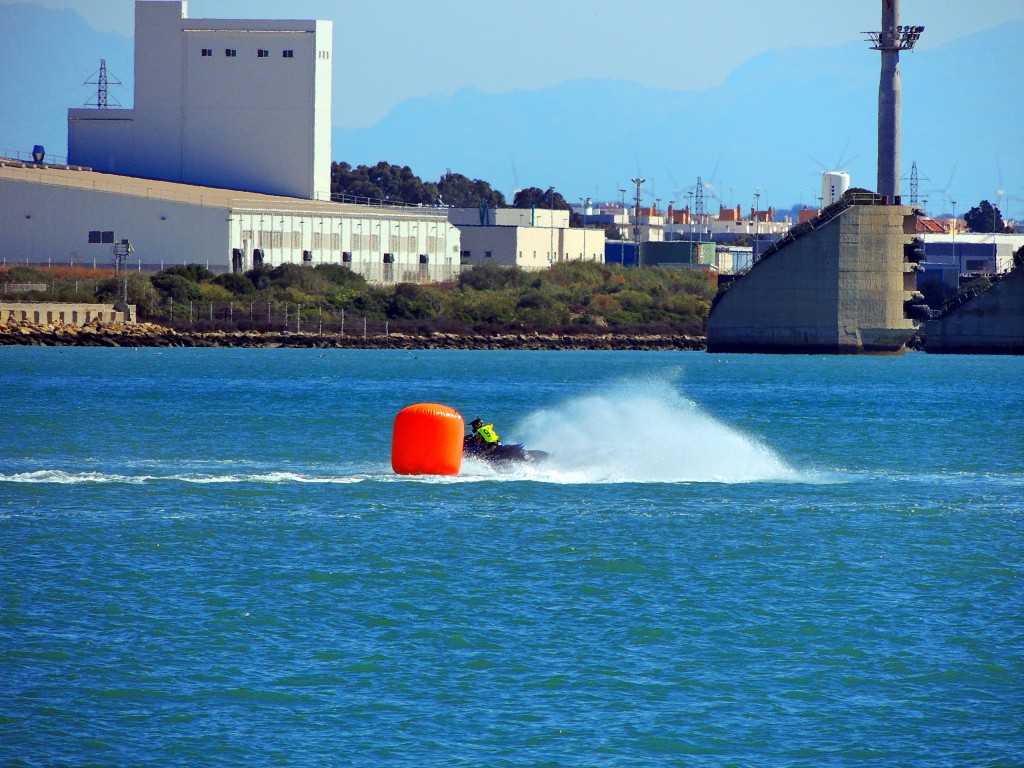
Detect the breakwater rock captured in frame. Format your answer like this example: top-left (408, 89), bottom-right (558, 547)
top-left (0, 319), bottom-right (706, 351)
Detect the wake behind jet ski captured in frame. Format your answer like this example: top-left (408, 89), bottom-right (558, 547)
top-left (464, 418), bottom-right (549, 465)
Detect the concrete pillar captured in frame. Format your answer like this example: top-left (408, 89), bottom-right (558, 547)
top-left (877, 0), bottom-right (901, 202)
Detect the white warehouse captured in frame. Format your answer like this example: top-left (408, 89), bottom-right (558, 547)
top-left (68, 0), bottom-right (332, 201)
top-left (0, 162), bottom-right (460, 283)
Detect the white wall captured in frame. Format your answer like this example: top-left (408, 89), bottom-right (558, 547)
top-left (67, 110), bottom-right (134, 174)
top-left (0, 176), bottom-right (229, 269)
top-left (455, 225), bottom-right (604, 271)
top-left (448, 208), bottom-right (569, 228)
top-left (229, 208), bottom-right (460, 283)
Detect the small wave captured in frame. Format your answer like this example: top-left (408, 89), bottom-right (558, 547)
top-left (0, 470), bottom-right (151, 485)
top-left (0, 469), bottom-right (366, 485)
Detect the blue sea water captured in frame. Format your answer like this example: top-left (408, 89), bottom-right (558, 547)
top-left (1, 348), bottom-right (1021, 767)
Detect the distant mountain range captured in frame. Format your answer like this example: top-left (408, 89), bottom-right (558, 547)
top-left (2, 3), bottom-right (1020, 217)
top-left (333, 22), bottom-right (1023, 218)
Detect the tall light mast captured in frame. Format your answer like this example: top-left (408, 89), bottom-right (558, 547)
top-left (631, 177), bottom-right (645, 266)
top-left (865, 1), bottom-right (923, 203)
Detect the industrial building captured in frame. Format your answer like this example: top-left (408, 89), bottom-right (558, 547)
top-left (68, 0), bottom-right (332, 201)
top-left (0, 161), bottom-right (460, 283)
top-left (449, 208), bottom-right (605, 270)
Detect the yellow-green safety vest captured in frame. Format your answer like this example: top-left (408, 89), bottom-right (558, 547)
top-left (476, 423), bottom-right (499, 444)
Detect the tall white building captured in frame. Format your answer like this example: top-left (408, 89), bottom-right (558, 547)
top-left (67, 1), bottom-right (332, 201)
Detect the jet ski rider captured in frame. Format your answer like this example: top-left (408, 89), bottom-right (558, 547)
top-left (468, 418), bottom-right (500, 455)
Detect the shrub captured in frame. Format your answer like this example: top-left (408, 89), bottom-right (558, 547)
top-left (159, 264), bottom-right (215, 283)
top-left (315, 263), bottom-right (367, 288)
top-left (458, 263), bottom-right (529, 291)
top-left (388, 283), bottom-right (442, 320)
top-left (151, 273), bottom-right (204, 302)
top-left (212, 272), bottom-right (256, 296)
top-left (198, 283), bottom-right (236, 303)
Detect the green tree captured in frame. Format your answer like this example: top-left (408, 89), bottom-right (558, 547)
top-left (512, 186), bottom-right (571, 211)
top-left (436, 171), bottom-right (506, 208)
top-left (963, 200), bottom-right (1005, 233)
top-left (331, 161), bottom-right (438, 205)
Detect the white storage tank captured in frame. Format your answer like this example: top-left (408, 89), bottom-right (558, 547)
top-left (822, 171), bottom-right (850, 206)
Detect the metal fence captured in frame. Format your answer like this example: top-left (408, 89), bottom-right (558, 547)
top-left (163, 300), bottom-right (401, 337)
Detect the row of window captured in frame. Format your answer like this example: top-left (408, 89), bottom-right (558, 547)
top-left (246, 231), bottom-right (446, 253)
top-left (250, 250), bottom-right (430, 265)
top-left (201, 48), bottom-right (297, 58)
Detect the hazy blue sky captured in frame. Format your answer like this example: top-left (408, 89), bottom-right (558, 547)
top-left (7, 0), bottom-right (1023, 128)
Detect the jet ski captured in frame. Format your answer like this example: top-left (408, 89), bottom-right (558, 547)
top-left (463, 439), bottom-right (549, 465)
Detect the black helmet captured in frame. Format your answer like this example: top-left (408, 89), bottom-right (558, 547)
top-left (470, 418), bottom-right (483, 430)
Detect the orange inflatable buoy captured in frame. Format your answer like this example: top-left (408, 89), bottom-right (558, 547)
top-left (391, 403), bottom-right (464, 475)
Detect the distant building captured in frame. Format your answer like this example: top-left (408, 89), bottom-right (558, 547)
top-left (915, 231), bottom-right (1024, 296)
top-left (68, 1), bottom-right (333, 201)
top-left (449, 208), bottom-right (605, 271)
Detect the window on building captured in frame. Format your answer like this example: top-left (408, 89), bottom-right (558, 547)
top-left (282, 49), bottom-right (294, 58)
top-left (225, 48), bottom-right (236, 57)
top-left (485, 251), bottom-right (492, 258)
top-left (461, 250), bottom-right (471, 261)
top-left (257, 49), bottom-right (269, 58)
top-left (201, 49), bottom-right (212, 57)
top-left (88, 231), bottom-right (101, 243)
top-left (101, 231), bottom-right (114, 243)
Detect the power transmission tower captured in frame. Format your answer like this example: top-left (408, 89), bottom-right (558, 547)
top-left (84, 59), bottom-right (123, 109)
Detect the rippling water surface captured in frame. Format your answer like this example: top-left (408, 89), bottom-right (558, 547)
top-left (2, 348), bottom-right (1021, 766)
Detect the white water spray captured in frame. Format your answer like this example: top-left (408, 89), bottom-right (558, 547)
top-left (508, 379), bottom-right (799, 483)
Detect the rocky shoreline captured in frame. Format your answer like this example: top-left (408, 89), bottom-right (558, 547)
top-left (0, 319), bottom-right (707, 351)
